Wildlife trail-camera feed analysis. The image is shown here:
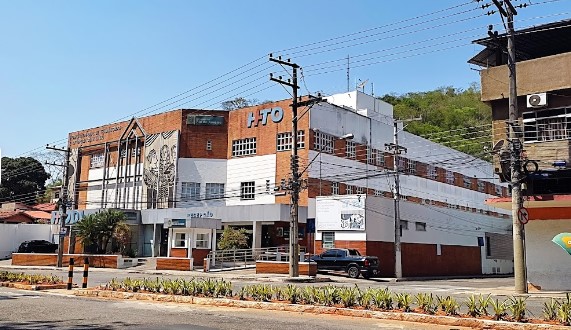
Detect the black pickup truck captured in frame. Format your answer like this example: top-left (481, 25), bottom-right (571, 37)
top-left (309, 248), bottom-right (380, 279)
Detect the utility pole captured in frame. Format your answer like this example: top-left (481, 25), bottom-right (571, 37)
top-left (269, 54), bottom-right (301, 277)
top-left (489, 0), bottom-right (528, 294)
top-left (385, 117), bottom-right (420, 278)
top-left (46, 145), bottom-right (71, 268)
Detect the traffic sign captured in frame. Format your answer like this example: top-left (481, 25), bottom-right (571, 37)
top-left (517, 207), bottom-right (529, 225)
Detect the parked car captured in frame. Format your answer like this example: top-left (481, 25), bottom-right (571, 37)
top-left (308, 248), bottom-right (380, 279)
top-left (17, 240), bottom-right (58, 253)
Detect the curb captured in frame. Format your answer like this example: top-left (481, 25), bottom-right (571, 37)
top-left (74, 289), bottom-right (567, 330)
top-left (0, 282), bottom-right (68, 291)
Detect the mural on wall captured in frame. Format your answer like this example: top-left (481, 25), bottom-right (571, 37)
top-left (67, 148), bottom-right (79, 207)
top-left (143, 130), bottom-right (179, 209)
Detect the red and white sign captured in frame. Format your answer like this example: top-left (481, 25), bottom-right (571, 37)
top-left (518, 207), bottom-right (529, 225)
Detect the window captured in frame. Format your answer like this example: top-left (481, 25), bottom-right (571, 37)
top-left (406, 159), bottom-right (417, 175)
top-left (205, 183), bottom-right (224, 199)
top-left (400, 220), bottom-right (409, 230)
top-left (322, 232), bottom-right (335, 249)
top-left (495, 185), bottom-right (503, 196)
top-left (90, 153), bottom-right (104, 168)
top-left (181, 182), bottom-right (200, 201)
top-left (478, 181), bottom-right (486, 193)
top-left (463, 177), bottom-right (472, 189)
top-left (331, 182), bottom-right (339, 195)
top-left (195, 233), bottom-right (210, 248)
top-left (355, 186), bottom-right (364, 194)
top-left (397, 157), bottom-right (406, 171)
top-left (206, 140), bottom-right (212, 151)
top-left (173, 232), bottom-right (187, 248)
top-left (446, 171), bottom-right (455, 184)
top-left (523, 107), bottom-right (571, 143)
top-left (346, 185), bottom-right (354, 194)
top-left (415, 222), bottom-right (427, 231)
top-left (232, 137), bottom-right (256, 157)
top-left (276, 131), bottom-right (304, 151)
top-left (314, 131), bottom-right (334, 153)
top-left (120, 147), bottom-right (141, 158)
top-left (374, 189), bottom-right (382, 196)
top-left (345, 141), bottom-right (356, 159)
top-left (376, 151), bottom-right (385, 167)
top-left (427, 165), bottom-right (437, 179)
top-left (240, 181), bottom-right (255, 200)
top-left (367, 147), bottom-right (375, 165)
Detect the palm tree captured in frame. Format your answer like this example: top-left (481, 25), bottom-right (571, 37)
top-left (75, 209), bottom-right (127, 254)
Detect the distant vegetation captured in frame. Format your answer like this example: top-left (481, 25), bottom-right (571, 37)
top-left (380, 84), bottom-right (492, 160)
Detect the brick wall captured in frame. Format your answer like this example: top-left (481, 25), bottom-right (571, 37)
top-left (156, 257), bottom-right (192, 271)
top-left (170, 248), bottom-right (188, 258)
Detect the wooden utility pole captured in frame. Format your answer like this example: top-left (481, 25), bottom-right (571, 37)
top-left (269, 55), bottom-right (301, 277)
top-left (46, 145), bottom-right (71, 268)
top-left (490, 0), bottom-right (527, 294)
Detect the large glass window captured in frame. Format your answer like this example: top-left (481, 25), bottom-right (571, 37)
top-left (314, 131), bottom-right (335, 153)
top-left (195, 233), bottom-right (210, 249)
top-left (376, 150), bottom-right (385, 167)
top-left (205, 183), bottom-right (224, 199)
top-left (331, 182), bottom-right (339, 195)
top-left (173, 232), bottom-right (187, 248)
top-left (276, 131), bottom-right (305, 151)
top-left (367, 147), bottom-right (375, 165)
top-left (523, 107), bottom-right (571, 143)
top-left (232, 137), bottom-right (257, 157)
top-left (427, 164), bottom-right (437, 179)
top-left (181, 182), bottom-right (201, 201)
top-left (446, 171), bottom-right (455, 184)
top-left (345, 141), bottom-right (356, 159)
top-left (240, 181), bottom-right (255, 200)
top-left (90, 153), bottom-right (104, 168)
top-left (322, 232), bottom-right (335, 249)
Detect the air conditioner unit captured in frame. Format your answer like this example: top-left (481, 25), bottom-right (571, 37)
top-left (527, 93), bottom-right (547, 108)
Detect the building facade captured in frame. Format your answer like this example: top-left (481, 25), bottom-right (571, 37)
top-left (470, 19), bottom-right (571, 290)
top-left (63, 91), bottom-right (511, 276)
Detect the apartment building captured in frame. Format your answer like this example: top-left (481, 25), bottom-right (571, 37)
top-left (469, 19), bottom-right (571, 289)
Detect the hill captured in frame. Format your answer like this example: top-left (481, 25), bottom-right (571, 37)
top-left (380, 84), bottom-right (492, 160)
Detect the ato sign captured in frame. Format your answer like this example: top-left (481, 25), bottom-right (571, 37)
top-left (247, 107), bottom-right (283, 128)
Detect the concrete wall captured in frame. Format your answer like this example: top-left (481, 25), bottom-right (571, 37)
top-left (526, 220), bottom-right (571, 291)
top-left (481, 51), bottom-right (571, 102)
top-left (176, 158), bottom-right (227, 208)
top-left (0, 224), bottom-right (57, 259)
top-left (226, 154), bottom-right (276, 206)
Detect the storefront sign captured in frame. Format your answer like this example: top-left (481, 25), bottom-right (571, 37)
top-left (170, 219), bottom-right (186, 227)
top-left (316, 195), bottom-right (366, 231)
top-left (187, 115), bottom-right (225, 126)
top-left (187, 211), bottom-right (214, 218)
top-left (247, 107), bottom-right (283, 128)
top-left (69, 125), bottom-right (123, 147)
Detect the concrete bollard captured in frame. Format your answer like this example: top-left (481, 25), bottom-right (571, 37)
top-left (82, 257), bottom-right (89, 289)
top-left (67, 258), bottom-right (74, 290)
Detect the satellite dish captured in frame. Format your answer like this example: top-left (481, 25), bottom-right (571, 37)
top-left (492, 140), bottom-right (505, 153)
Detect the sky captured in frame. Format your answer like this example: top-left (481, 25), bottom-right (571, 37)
top-left (0, 0), bottom-right (569, 158)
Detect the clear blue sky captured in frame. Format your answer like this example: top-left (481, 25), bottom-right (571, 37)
top-left (0, 0), bottom-right (568, 157)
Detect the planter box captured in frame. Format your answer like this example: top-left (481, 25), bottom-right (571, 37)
top-left (11, 253), bottom-right (119, 268)
top-left (156, 257), bottom-right (194, 271)
top-left (0, 281), bottom-right (68, 291)
top-left (256, 261), bottom-right (317, 276)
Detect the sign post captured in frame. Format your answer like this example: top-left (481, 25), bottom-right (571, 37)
top-left (517, 207), bottom-right (529, 225)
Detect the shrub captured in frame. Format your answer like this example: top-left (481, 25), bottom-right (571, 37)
top-left (372, 288), bottom-right (392, 310)
top-left (542, 298), bottom-right (560, 321)
top-left (478, 294), bottom-right (491, 316)
top-left (490, 298), bottom-right (508, 321)
top-left (507, 296), bottom-right (528, 322)
top-left (465, 294), bottom-right (481, 317)
top-left (395, 293), bottom-right (412, 312)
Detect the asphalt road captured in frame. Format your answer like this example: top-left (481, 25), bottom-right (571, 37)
top-left (0, 286), bottom-right (472, 330)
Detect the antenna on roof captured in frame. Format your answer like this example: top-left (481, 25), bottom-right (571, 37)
top-left (356, 79), bottom-right (368, 93)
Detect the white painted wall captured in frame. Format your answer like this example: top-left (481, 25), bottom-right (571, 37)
top-left (0, 224), bottom-right (57, 259)
top-left (481, 251), bottom-right (514, 275)
top-left (526, 220), bottom-right (571, 290)
top-left (176, 158), bottom-right (227, 208)
top-left (226, 154), bottom-right (276, 206)
top-left (326, 90), bottom-right (393, 121)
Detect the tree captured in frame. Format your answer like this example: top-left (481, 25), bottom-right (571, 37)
top-left (0, 157), bottom-right (50, 204)
top-left (217, 227), bottom-right (249, 250)
top-left (221, 97), bottom-right (260, 111)
top-left (37, 179), bottom-right (62, 204)
top-left (75, 209), bottom-right (127, 254)
top-left (380, 84), bottom-right (492, 160)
